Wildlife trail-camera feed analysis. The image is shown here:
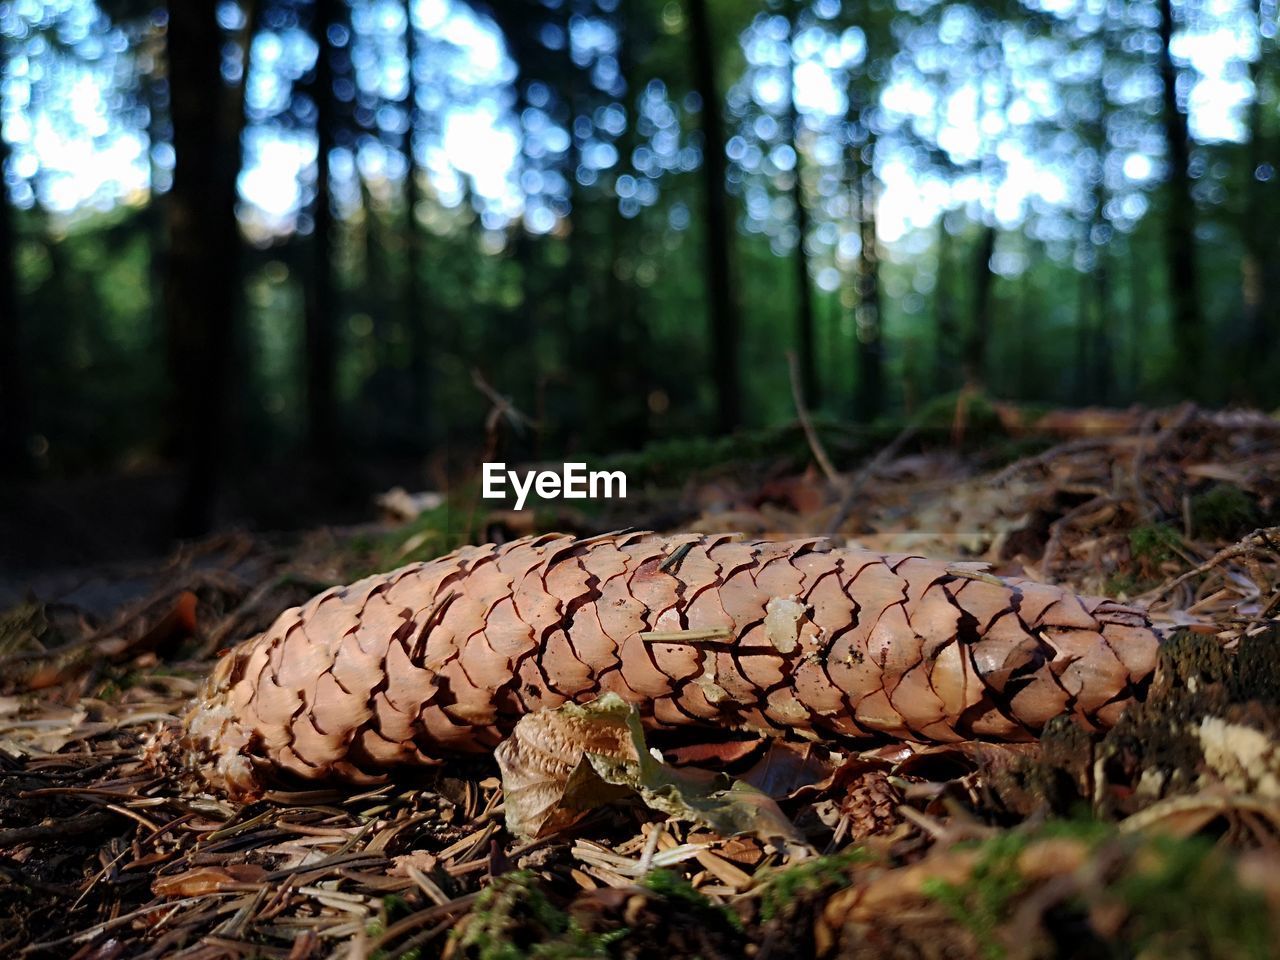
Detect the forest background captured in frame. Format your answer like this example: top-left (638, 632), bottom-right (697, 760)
top-left (1, 0), bottom-right (1277, 565)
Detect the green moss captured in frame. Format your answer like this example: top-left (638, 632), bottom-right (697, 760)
top-left (912, 391), bottom-right (1006, 442)
top-left (1128, 523), bottom-right (1182, 566)
top-left (1116, 836), bottom-right (1272, 960)
top-left (758, 848), bottom-right (871, 922)
top-left (914, 826), bottom-right (1275, 960)
top-left (1155, 629), bottom-right (1233, 695)
top-left (642, 868), bottom-right (743, 931)
top-left (1103, 572), bottom-right (1142, 598)
top-left (921, 833), bottom-right (1029, 960)
top-left (347, 498), bottom-right (483, 577)
top-left (1231, 624), bottom-right (1280, 705)
top-left (451, 871), bottom-right (626, 960)
top-left (1189, 484), bottom-right (1261, 542)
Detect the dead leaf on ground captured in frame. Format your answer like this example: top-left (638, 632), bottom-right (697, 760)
top-left (495, 693), bottom-right (805, 848)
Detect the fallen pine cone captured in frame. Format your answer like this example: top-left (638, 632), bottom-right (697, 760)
top-left (181, 532), bottom-right (1160, 797)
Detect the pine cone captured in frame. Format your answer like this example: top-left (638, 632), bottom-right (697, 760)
top-left (841, 771), bottom-right (902, 840)
top-left (182, 532), bottom-right (1160, 796)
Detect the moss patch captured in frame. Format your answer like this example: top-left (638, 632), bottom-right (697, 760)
top-left (1189, 484), bottom-right (1261, 542)
top-left (758, 848), bottom-right (871, 923)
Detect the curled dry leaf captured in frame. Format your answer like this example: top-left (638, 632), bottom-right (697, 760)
top-left (182, 532), bottom-right (1160, 797)
top-left (495, 693), bottom-right (804, 846)
top-left (152, 862), bottom-right (267, 898)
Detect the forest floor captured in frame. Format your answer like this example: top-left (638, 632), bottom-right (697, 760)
top-left (2, 400), bottom-right (1280, 959)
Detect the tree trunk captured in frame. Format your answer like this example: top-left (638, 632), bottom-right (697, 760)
top-left (608, 7), bottom-right (650, 447)
top-left (788, 0), bottom-right (817, 406)
top-left (1156, 0), bottom-right (1203, 386)
top-left (163, 0), bottom-right (247, 533)
top-left (1128, 228), bottom-right (1147, 399)
top-left (305, 0), bottom-right (341, 460)
top-left (1243, 0), bottom-right (1276, 376)
top-left (403, 0), bottom-right (429, 447)
top-left (848, 129), bottom-right (883, 421)
top-left (933, 215), bottom-right (957, 394)
top-left (963, 224), bottom-right (997, 388)
top-left (0, 129), bottom-right (30, 475)
top-left (686, 0), bottom-right (741, 433)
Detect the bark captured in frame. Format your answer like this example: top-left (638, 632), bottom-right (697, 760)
top-left (185, 532), bottom-right (1160, 796)
top-left (1156, 0), bottom-right (1203, 385)
top-left (1243, 0), bottom-right (1276, 366)
top-left (933, 215), bottom-right (958, 393)
top-left (606, 9), bottom-right (650, 446)
top-left (788, 0), bottom-right (817, 406)
top-left (687, 0), bottom-right (741, 433)
top-left (963, 224), bottom-right (998, 388)
top-left (853, 146), bottom-right (883, 421)
top-left (164, 0), bottom-right (247, 534)
top-left (304, 0), bottom-right (341, 460)
top-left (1086, 68), bottom-right (1113, 404)
top-left (1127, 229), bottom-right (1147, 398)
top-left (403, 0), bottom-right (429, 443)
top-left (0, 129), bottom-right (30, 474)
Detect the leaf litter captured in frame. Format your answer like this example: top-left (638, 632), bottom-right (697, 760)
top-left (0, 403), bottom-right (1279, 958)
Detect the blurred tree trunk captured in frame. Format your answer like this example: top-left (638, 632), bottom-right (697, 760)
top-left (933, 214), bottom-right (957, 393)
top-left (963, 224), bottom-right (997, 387)
top-left (1243, 0), bottom-right (1276, 374)
top-left (1156, 0), bottom-right (1203, 386)
top-left (608, 5), bottom-right (650, 446)
top-left (0, 131), bottom-right (30, 475)
top-left (1080, 66), bottom-right (1112, 404)
top-left (787, 0), bottom-right (817, 406)
top-left (848, 123), bottom-right (883, 421)
top-left (687, 0), bottom-right (741, 432)
top-left (305, 0), bottom-right (341, 460)
top-left (163, 0), bottom-right (249, 534)
top-left (1128, 229), bottom-right (1147, 398)
top-left (403, 0), bottom-right (429, 446)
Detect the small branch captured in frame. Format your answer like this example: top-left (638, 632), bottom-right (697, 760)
top-left (823, 422), bottom-right (918, 537)
top-left (0, 810), bottom-right (116, 847)
top-left (786, 351), bottom-right (843, 491)
top-left (1146, 526), bottom-right (1280, 603)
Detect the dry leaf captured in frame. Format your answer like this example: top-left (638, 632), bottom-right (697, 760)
top-left (496, 693), bottom-right (805, 846)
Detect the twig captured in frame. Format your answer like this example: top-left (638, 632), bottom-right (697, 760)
top-left (0, 810), bottom-right (115, 847)
top-left (786, 351), bottom-right (843, 490)
top-left (1039, 496), bottom-right (1116, 584)
top-left (1146, 526), bottom-right (1280, 603)
top-left (471, 369), bottom-right (535, 436)
top-left (824, 422), bottom-right (918, 537)
top-left (21, 894), bottom-right (237, 955)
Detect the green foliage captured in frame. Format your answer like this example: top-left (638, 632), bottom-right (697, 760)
top-left (758, 848), bottom-right (871, 922)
